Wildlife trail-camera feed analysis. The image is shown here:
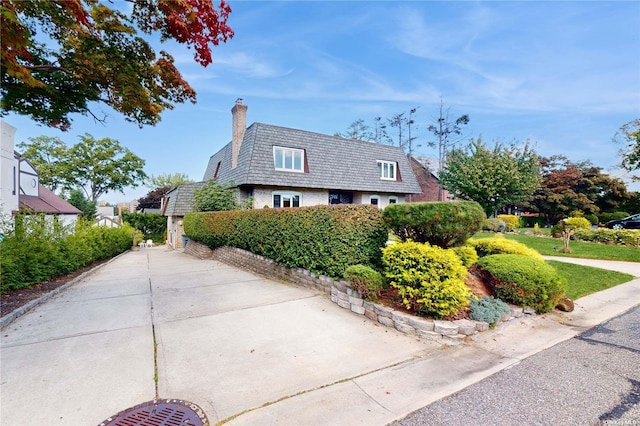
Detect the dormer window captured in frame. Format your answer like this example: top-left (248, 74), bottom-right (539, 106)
top-left (274, 146), bottom-right (304, 172)
top-left (377, 160), bottom-right (396, 180)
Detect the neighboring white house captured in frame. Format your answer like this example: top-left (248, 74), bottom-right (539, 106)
top-left (1, 120), bottom-right (19, 215)
top-left (0, 120), bottom-right (81, 226)
top-left (163, 99), bottom-right (422, 249)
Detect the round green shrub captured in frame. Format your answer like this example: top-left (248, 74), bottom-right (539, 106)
top-left (343, 264), bottom-right (384, 301)
top-left (382, 241), bottom-right (471, 318)
top-left (585, 214), bottom-right (599, 225)
top-left (497, 215), bottom-right (521, 232)
top-left (564, 217), bottom-right (591, 230)
top-left (467, 236), bottom-right (544, 261)
top-left (469, 296), bottom-right (511, 327)
top-left (451, 245), bottom-right (478, 268)
top-left (382, 201), bottom-right (485, 248)
top-left (476, 254), bottom-right (566, 313)
top-left (483, 218), bottom-right (505, 232)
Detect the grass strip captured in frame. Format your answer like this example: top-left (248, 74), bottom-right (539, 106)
top-left (547, 260), bottom-right (634, 300)
top-left (472, 232), bottom-right (640, 262)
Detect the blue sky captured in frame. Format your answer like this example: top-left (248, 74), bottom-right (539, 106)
top-left (4, 1), bottom-right (640, 204)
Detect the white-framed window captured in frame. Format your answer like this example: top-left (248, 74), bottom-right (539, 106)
top-left (377, 160), bottom-right (396, 180)
top-left (274, 146), bottom-right (304, 172)
top-left (388, 196), bottom-right (398, 204)
top-left (273, 191), bottom-right (301, 208)
top-left (370, 195), bottom-right (380, 207)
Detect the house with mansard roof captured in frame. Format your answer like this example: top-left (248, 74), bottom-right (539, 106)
top-left (163, 99), bottom-right (421, 249)
top-left (204, 99), bottom-right (421, 209)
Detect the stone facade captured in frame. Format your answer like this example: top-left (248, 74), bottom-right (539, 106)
top-left (184, 240), bottom-right (528, 344)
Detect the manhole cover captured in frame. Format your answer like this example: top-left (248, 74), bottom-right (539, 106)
top-left (99, 399), bottom-right (208, 426)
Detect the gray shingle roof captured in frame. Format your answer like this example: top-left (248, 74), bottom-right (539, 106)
top-left (163, 181), bottom-right (206, 216)
top-left (203, 123), bottom-right (421, 194)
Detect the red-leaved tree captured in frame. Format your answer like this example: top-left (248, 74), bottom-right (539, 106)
top-left (0, 0), bottom-right (233, 129)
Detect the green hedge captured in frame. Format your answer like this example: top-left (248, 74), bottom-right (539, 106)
top-left (184, 205), bottom-right (388, 278)
top-left (382, 201), bottom-right (485, 248)
top-left (382, 241), bottom-right (471, 318)
top-left (476, 254), bottom-right (566, 313)
top-left (1, 216), bottom-right (136, 293)
top-left (122, 212), bottom-right (167, 243)
top-left (598, 211), bottom-right (629, 224)
top-left (572, 228), bottom-right (640, 247)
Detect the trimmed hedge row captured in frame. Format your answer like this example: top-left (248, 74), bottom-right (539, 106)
top-left (382, 201), bottom-right (485, 248)
top-left (572, 228), bottom-right (640, 247)
top-left (184, 205), bottom-right (388, 278)
top-left (1, 216), bottom-right (138, 293)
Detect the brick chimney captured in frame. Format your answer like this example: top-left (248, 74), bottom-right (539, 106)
top-left (231, 98), bottom-right (247, 169)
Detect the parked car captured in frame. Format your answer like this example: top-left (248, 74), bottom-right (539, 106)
top-left (605, 213), bottom-right (640, 230)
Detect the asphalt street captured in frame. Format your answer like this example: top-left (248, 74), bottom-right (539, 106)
top-left (391, 304), bottom-right (640, 426)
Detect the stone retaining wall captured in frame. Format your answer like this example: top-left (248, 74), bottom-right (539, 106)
top-left (184, 240), bottom-right (526, 344)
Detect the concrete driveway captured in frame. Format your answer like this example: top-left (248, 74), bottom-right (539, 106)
top-left (2, 248), bottom-right (639, 426)
top-left (1, 248), bottom-right (436, 425)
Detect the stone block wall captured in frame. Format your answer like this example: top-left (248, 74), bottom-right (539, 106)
top-left (183, 240), bottom-right (525, 344)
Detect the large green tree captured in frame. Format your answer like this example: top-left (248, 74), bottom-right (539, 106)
top-left (18, 134), bottom-right (146, 201)
top-left (15, 136), bottom-right (68, 190)
top-left (1, 0), bottom-right (233, 129)
top-left (526, 156), bottom-right (630, 225)
top-left (146, 172), bottom-right (194, 189)
top-left (440, 138), bottom-right (540, 217)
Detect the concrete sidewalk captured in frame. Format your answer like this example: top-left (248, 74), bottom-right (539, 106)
top-left (543, 255), bottom-right (640, 276)
top-left (1, 248), bottom-right (639, 426)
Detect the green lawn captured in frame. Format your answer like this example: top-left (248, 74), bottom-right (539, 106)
top-left (547, 260), bottom-right (634, 300)
top-left (472, 232), bottom-right (640, 262)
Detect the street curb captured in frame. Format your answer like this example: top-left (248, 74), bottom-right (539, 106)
top-left (0, 250), bottom-right (131, 329)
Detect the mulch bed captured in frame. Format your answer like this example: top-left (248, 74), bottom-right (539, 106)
top-left (0, 259), bottom-right (111, 317)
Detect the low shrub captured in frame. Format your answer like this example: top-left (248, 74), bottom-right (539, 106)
top-left (483, 218), bottom-right (505, 232)
top-left (382, 201), bottom-right (485, 248)
top-left (572, 228), bottom-right (640, 247)
top-left (585, 214), bottom-right (599, 225)
top-left (564, 217), bottom-right (591, 230)
top-left (467, 236), bottom-right (544, 261)
top-left (382, 241), bottom-right (471, 318)
top-left (476, 254), bottom-right (566, 313)
top-left (451, 245), bottom-right (478, 268)
top-left (185, 205), bottom-right (388, 279)
top-left (497, 214), bottom-right (521, 232)
top-left (343, 264), bottom-right (384, 301)
top-left (469, 296), bottom-right (511, 327)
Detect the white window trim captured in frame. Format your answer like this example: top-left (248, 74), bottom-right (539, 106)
top-left (274, 146), bottom-right (305, 173)
top-left (388, 196), bottom-right (399, 204)
top-left (377, 160), bottom-right (396, 180)
top-left (272, 191), bottom-right (302, 208)
top-left (369, 195), bottom-right (380, 207)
